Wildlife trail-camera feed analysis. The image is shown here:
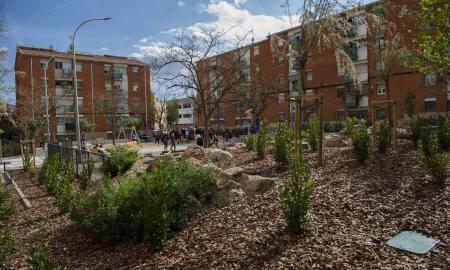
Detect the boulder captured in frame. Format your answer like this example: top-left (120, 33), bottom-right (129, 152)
top-left (239, 173), bottom-right (276, 194)
top-left (265, 140), bottom-right (275, 154)
top-left (181, 145), bottom-right (206, 160)
top-left (241, 166), bottom-right (259, 175)
top-left (224, 167), bottom-right (245, 178)
top-left (325, 134), bottom-right (348, 148)
top-left (225, 188), bottom-right (245, 202)
top-left (226, 146), bottom-right (238, 152)
top-left (234, 142), bottom-right (246, 149)
top-left (210, 149), bottom-right (233, 162)
top-left (124, 157), bottom-right (155, 177)
top-left (185, 157), bottom-right (202, 166)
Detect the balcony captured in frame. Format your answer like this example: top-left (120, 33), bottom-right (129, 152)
top-left (65, 123), bottom-right (75, 131)
top-left (62, 68), bottom-right (73, 77)
top-left (113, 72), bottom-right (123, 81)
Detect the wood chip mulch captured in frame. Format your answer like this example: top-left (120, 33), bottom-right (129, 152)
top-left (4, 141), bottom-right (449, 269)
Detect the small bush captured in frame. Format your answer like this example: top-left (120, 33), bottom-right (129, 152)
top-left (277, 151), bottom-right (315, 234)
top-left (0, 185), bottom-right (16, 266)
top-left (255, 121), bottom-right (268, 160)
top-left (102, 145), bottom-right (139, 177)
top-left (345, 117), bottom-right (358, 136)
top-left (245, 134), bottom-right (255, 151)
top-left (351, 119), bottom-right (370, 163)
top-left (437, 118), bottom-right (450, 150)
top-left (27, 243), bottom-right (66, 270)
top-left (274, 123), bottom-right (293, 166)
top-left (411, 116), bottom-right (424, 147)
top-left (418, 136), bottom-right (448, 185)
top-left (377, 120), bottom-right (389, 153)
top-left (142, 169), bottom-right (169, 251)
top-left (79, 158), bottom-right (94, 190)
top-left (23, 147), bottom-right (33, 173)
top-left (1, 141), bottom-right (20, 157)
top-left (306, 114), bottom-right (320, 152)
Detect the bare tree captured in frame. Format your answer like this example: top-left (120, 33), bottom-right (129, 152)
top-left (270, 0), bottom-right (374, 131)
top-left (158, 25), bottom-right (250, 147)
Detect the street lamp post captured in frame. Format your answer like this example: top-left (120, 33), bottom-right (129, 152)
top-left (44, 56), bottom-right (55, 145)
top-left (71, 17), bottom-right (111, 150)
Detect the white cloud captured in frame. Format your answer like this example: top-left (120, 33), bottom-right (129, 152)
top-left (0, 47), bottom-right (8, 53)
top-left (176, 1), bottom-right (185, 7)
top-left (98, 47), bottom-right (109, 53)
top-left (132, 1), bottom-right (297, 59)
top-left (234, 0), bottom-right (247, 7)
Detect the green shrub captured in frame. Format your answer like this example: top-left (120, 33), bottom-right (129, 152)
top-left (418, 136), bottom-right (448, 185)
top-left (0, 185), bottom-right (16, 266)
top-left (277, 151), bottom-right (315, 234)
top-left (437, 118), bottom-right (450, 150)
top-left (74, 177), bottom-right (144, 244)
top-left (345, 117), bottom-right (358, 136)
top-left (351, 119), bottom-right (370, 163)
top-left (79, 158), bottom-right (94, 190)
top-left (255, 122), bottom-right (268, 160)
top-left (274, 123), bottom-right (293, 166)
top-left (142, 169), bottom-right (169, 251)
top-left (411, 116), bottom-right (424, 147)
top-left (27, 243), bottom-right (66, 270)
top-left (1, 141), bottom-right (20, 157)
top-left (245, 134), bottom-right (255, 151)
top-left (102, 145), bottom-right (139, 177)
top-left (306, 114), bottom-right (320, 152)
top-left (23, 147), bottom-right (33, 173)
top-left (377, 120), bottom-right (389, 153)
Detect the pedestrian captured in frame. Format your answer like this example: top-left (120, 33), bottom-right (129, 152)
top-left (155, 131), bottom-right (161, 145)
top-left (161, 133), bottom-right (169, 152)
top-left (170, 129), bottom-right (177, 152)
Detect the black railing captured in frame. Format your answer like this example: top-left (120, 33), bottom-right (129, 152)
top-left (47, 142), bottom-right (104, 176)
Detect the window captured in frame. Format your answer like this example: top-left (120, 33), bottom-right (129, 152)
top-left (105, 82), bottom-right (112, 91)
top-left (337, 111), bottom-right (346, 122)
top-left (183, 114), bottom-right (192, 118)
top-left (278, 93), bottom-right (285, 104)
top-left (376, 108), bottom-right (387, 120)
top-left (306, 70), bottom-right (313, 81)
top-left (104, 65), bottom-right (111, 74)
top-left (132, 66), bottom-right (139, 75)
top-left (76, 62), bottom-right (82, 72)
top-left (425, 73), bottom-right (437, 86)
top-left (376, 60), bottom-right (385, 71)
top-left (337, 86), bottom-right (345, 98)
top-left (276, 56), bottom-right (285, 65)
top-left (253, 46), bottom-right (259, 56)
top-left (277, 75), bottom-right (285, 87)
top-left (76, 80), bottom-right (83, 90)
top-left (55, 62), bottom-right (63, 69)
top-left (425, 98), bottom-right (437, 112)
top-left (277, 39), bottom-right (284, 47)
top-left (178, 114), bottom-right (182, 119)
top-left (278, 112), bottom-right (285, 122)
top-left (255, 64), bottom-right (260, 74)
top-left (305, 89), bottom-right (314, 96)
top-left (376, 83), bottom-right (386, 95)
top-left (375, 36), bottom-right (385, 49)
top-left (40, 60), bottom-right (48, 69)
top-left (133, 84), bottom-right (139, 91)
top-left (183, 103), bottom-right (192, 109)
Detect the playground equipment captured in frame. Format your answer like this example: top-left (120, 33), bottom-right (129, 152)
top-left (117, 125), bottom-right (142, 149)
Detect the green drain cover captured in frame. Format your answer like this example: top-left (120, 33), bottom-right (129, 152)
top-left (386, 231), bottom-right (439, 254)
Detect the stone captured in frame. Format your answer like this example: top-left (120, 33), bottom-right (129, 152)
top-left (239, 173), bottom-right (276, 194)
top-left (210, 149), bottom-right (233, 162)
top-left (181, 145), bottom-right (206, 160)
top-left (234, 142), bottom-right (246, 149)
top-left (225, 188), bottom-right (245, 202)
top-left (242, 166), bottom-right (259, 175)
top-left (185, 157), bottom-right (201, 166)
top-left (226, 146), bottom-right (238, 152)
top-left (224, 167), bottom-right (244, 177)
top-left (265, 140), bottom-right (275, 154)
top-left (325, 135), bottom-right (348, 148)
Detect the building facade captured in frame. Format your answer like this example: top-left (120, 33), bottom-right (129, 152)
top-left (177, 97), bottom-right (196, 128)
top-left (15, 46), bottom-right (152, 141)
top-left (200, 0), bottom-right (447, 130)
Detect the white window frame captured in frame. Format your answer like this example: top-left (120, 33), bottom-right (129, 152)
top-left (376, 83), bottom-right (386, 95)
top-left (306, 70), bottom-right (313, 81)
top-left (278, 93), bottom-right (285, 104)
top-left (133, 84), bottom-right (139, 92)
top-left (253, 46), bottom-right (259, 56)
top-left (76, 62), bottom-right (82, 72)
top-left (277, 39), bottom-right (284, 47)
top-left (104, 65), bottom-right (112, 74)
top-left (105, 82), bottom-right (112, 91)
top-left (425, 73), bottom-right (437, 86)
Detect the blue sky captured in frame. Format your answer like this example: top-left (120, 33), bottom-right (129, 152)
top-left (1, 0), bottom-right (374, 102)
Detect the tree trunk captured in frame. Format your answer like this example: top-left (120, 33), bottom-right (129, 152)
top-left (203, 110), bottom-right (210, 148)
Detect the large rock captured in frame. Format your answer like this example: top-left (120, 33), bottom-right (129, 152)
top-left (325, 134), bottom-right (348, 148)
top-left (181, 145), bottom-right (206, 160)
top-left (209, 149), bottom-right (233, 162)
top-left (239, 173), bottom-right (276, 194)
top-left (225, 188), bottom-right (245, 202)
top-left (123, 157), bottom-right (155, 177)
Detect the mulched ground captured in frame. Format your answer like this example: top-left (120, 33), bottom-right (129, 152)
top-left (4, 140), bottom-right (449, 269)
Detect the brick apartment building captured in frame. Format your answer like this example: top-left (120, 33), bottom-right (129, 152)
top-left (201, 0), bottom-right (448, 130)
top-left (15, 46), bottom-right (152, 141)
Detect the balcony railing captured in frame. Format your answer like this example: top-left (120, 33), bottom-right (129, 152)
top-left (62, 68), bottom-right (73, 77)
top-left (113, 72), bottom-right (123, 81)
top-left (65, 123), bottom-right (75, 131)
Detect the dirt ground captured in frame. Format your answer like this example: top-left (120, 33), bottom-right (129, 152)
top-left (4, 140), bottom-right (449, 269)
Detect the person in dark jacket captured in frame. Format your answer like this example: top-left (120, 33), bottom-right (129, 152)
top-left (170, 129), bottom-right (177, 152)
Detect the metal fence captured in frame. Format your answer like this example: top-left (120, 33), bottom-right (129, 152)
top-left (47, 142), bottom-right (105, 176)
